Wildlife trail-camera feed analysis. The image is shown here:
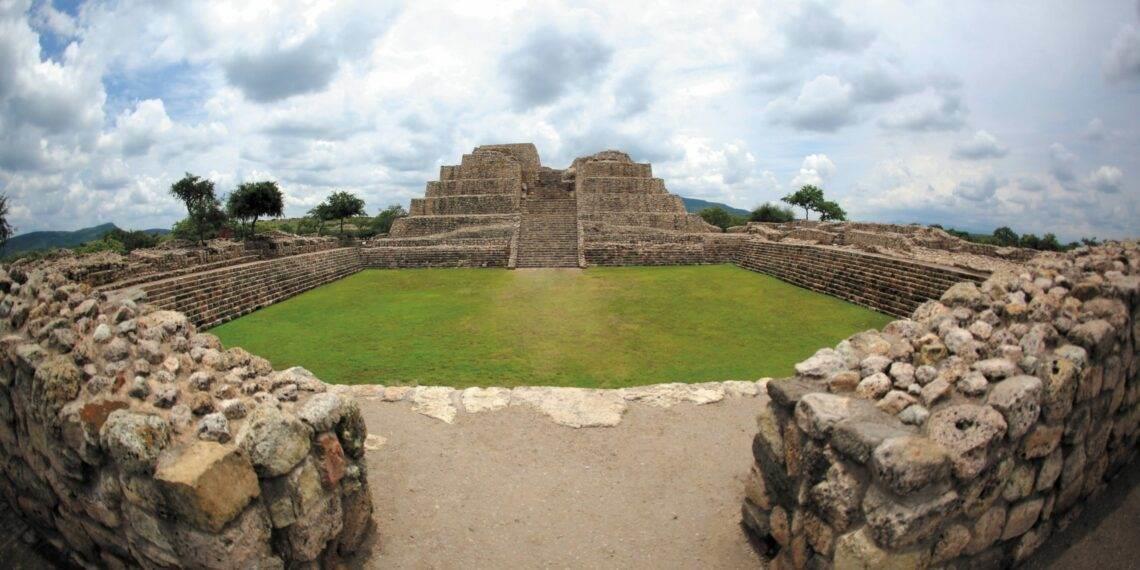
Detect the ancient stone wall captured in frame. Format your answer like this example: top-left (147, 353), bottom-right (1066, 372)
top-left (576, 177), bottom-right (667, 194)
top-left (0, 266), bottom-right (373, 568)
top-left (736, 240), bottom-right (986, 318)
top-left (389, 214), bottom-right (518, 238)
top-left (584, 235), bottom-right (746, 266)
top-left (576, 194), bottom-right (686, 214)
top-left (410, 195), bottom-right (520, 216)
top-left (362, 244), bottom-right (509, 269)
top-left (742, 242), bottom-right (1140, 569)
top-left (137, 248), bottom-right (364, 329)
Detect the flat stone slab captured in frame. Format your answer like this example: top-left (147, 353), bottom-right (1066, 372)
top-left (345, 380), bottom-right (769, 428)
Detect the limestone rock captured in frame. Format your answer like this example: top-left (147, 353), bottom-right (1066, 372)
top-left (196, 413), bottom-right (230, 443)
top-left (855, 373), bottom-right (891, 400)
top-left (796, 393), bottom-right (862, 439)
top-left (987, 375), bottom-right (1043, 439)
top-left (1002, 498), bottom-right (1044, 540)
top-left (154, 441), bottom-right (260, 533)
top-left (863, 485), bottom-right (959, 548)
top-left (461, 387), bottom-right (512, 413)
top-left (926, 404), bottom-right (1008, 479)
top-left (795, 348), bottom-right (849, 378)
top-left (833, 527), bottom-right (928, 570)
top-left (411, 386), bottom-right (457, 423)
top-left (297, 392), bottom-right (348, 432)
top-left (871, 436), bottom-right (950, 495)
top-left (237, 405), bottom-right (312, 477)
top-left (100, 410), bottom-right (172, 474)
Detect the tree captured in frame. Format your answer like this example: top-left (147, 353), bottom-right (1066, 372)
top-left (699, 207), bottom-right (733, 230)
top-left (307, 203), bottom-right (332, 235)
top-left (325, 191), bottom-right (366, 235)
top-left (169, 173), bottom-right (228, 243)
top-left (749, 202), bottom-right (795, 223)
top-left (0, 194), bottom-right (14, 250)
top-left (781, 185), bottom-right (825, 220)
top-left (992, 226), bottom-right (1019, 247)
top-left (371, 204), bottom-right (408, 235)
top-left (816, 200), bottom-right (847, 221)
top-left (1019, 233), bottom-right (1041, 249)
top-left (1039, 233), bottom-right (1062, 251)
top-left (227, 181), bottom-right (285, 238)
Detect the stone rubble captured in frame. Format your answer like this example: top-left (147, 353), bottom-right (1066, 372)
top-left (741, 241), bottom-right (1140, 569)
top-left (0, 265), bottom-right (374, 568)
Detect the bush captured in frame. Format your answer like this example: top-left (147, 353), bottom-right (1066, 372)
top-left (750, 203), bottom-right (795, 223)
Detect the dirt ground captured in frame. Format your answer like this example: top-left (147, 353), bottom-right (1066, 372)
top-left (353, 396), bottom-right (767, 569)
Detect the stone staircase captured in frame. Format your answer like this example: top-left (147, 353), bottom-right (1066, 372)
top-left (515, 186), bottom-right (580, 268)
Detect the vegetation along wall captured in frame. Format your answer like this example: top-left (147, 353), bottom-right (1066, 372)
top-left (0, 265), bottom-right (373, 568)
top-left (742, 242), bottom-right (1140, 569)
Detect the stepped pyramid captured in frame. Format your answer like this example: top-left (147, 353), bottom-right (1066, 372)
top-left (372, 143), bottom-right (718, 269)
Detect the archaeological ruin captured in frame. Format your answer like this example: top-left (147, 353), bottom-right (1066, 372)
top-left (0, 143), bottom-right (1137, 568)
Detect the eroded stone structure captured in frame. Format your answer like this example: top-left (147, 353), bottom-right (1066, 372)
top-left (0, 267), bottom-right (372, 568)
top-left (741, 242), bottom-right (1140, 568)
top-left (372, 144), bottom-right (722, 268)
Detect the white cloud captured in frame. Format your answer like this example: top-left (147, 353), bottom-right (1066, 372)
top-left (766, 75), bottom-right (855, 132)
top-left (879, 87), bottom-right (967, 132)
top-left (1084, 117), bottom-right (1106, 141)
top-left (1086, 165), bottom-right (1123, 193)
top-left (791, 154), bottom-right (836, 188)
top-left (952, 130), bottom-right (1009, 160)
top-left (1104, 24), bottom-right (1140, 82)
top-left (784, 2), bottom-right (874, 53)
top-left (953, 173), bottom-right (1002, 202)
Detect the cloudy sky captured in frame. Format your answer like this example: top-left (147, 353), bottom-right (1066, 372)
top-left (1, 0), bottom-right (1138, 241)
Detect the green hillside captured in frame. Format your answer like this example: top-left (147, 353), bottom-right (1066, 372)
top-left (1, 223), bottom-right (169, 257)
top-left (680, 197), bottom-right (750, 217)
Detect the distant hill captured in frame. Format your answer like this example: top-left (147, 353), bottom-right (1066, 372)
top-left (680, 197), bottom-right (750, 218)
top-left (1, 223), bottom-right (169, 257)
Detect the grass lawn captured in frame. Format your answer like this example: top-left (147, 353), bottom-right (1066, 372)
top-left (210, 265), bottom-right (893, 388)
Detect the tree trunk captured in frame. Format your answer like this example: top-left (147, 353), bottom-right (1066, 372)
top-left (803, 206), bottom-right (809, 220)
top-left (251, 216), bottom-right (258, 238)
top-left (340, 218), bottom-right (345, 235)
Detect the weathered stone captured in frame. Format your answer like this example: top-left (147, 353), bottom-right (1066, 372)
top-left (833, 527), bottom-right (928, 570)
top-left (958, 371), bottom-right (989, 396)
top-left (410, 386), bottom-right (458, 423)
top-left (828, 370), bottom-right (861, 393)
top-left (987, 375), bottom-right (1043, 439)
top-left (237, 405), bottom-right (312, 477)
top-left (942, 281), bottom-right (983, 308)
top-left (461, 386), bottom-right (512, 412)
top-left (864, 485), bottom-right (958, 548)
top-left (809, 459), bottom-right (867, 531)
top-left (768, 378), bottom-right (826, 409)
top-left (1040, 353), bottom-right (1080, 422)
top-left (832, 413), bottom-right (913, 464)
top-left (859, 355), bottom-right (891, 378)
top-left (196, 413), bottom-right (230, 443)
top-left (926, 404), bottom-right (1008, 479)
top-left (297, 392), bottom-right (348, 432)
top-left (876, 390), bottom-right (917, 415)
top-left (975, 358), bottom-right (1019, 380)
top-left (795, 393), bottom-right (862, 439)
top-left (1002, 498), bottom-right (1045, 540)
top-left (1068, 319), bottom-right (1115, 357)
top-left (32, 354), bottom-right (82, 421)
top-left (154, 441), bottom-right (259, 533)
top-left (100, 410), bottom-right (171, 474)
top-left (1037, 448), bottom-right (1063, 491)
top-left (919, 377), bottom-right (951, 407)
top-left (795, 348), bottom-right (848, 377)
top-left (1021, 423), bottom-right (1063, 459)
top-left (887, 362), bottom-right (915, 388)
top-left (931, 523), bottom-right (971, 564)
top-left (871, 436), bottom-right (951, 495)
top-left (898, 404), bottom-right (929, 426)
top-left (740, 499), bottom-right (769, 539)
top-left (855, 373), bottom-right (891, 400)
top-left (966, 505), bottom-right (1007, 555)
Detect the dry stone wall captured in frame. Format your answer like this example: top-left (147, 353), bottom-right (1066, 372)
top-left (741, 242), bottom-right (1140, 569)
top-left (138, 248), bottom-right (364, 329)
top-left (0, 266), bottom-right (373, 568)
top-left (362, 244), bottom-right (509, 269)
top-left (736, 240), bottom-right (986, 318)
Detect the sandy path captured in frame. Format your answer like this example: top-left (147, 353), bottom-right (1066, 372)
top-left (353, 395), bottom-right (767, 569)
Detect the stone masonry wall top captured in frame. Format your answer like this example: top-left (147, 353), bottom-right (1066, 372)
top-left (0, 265), bottom-right (374, 568)
top-left (741, 241), bottom-right (1140, 569)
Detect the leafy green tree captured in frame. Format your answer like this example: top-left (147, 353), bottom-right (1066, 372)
top-left (699, 207), bottom-right (734, 230)
top-left (781, 185), bottom-right (825, 220)
top-left (816, 200), bottom-right (847, 221)
top-left (749, 202), bottom-right (795, 223)
top-left (1039, 233), bottom-right (1062, 251)
top-left (992, 226), bottom-right (1019, 247)
top-left (0, 194), bottom-right (14, 250)
top-left (308, 203), bottom-right (333, 235)
top-left (169, 173), bottom-right (228, 243)
top-left (1019, 233), bottom-right (1041, 249)
top-left (325, 191), bottom-right (366, 235)
top-left (227, 181), bottom-right (285, 238)
top-left (372, 204), bottom-right (408, 235)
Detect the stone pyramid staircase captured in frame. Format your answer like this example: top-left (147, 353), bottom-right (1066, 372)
top-left (515, 186), bottom-right (580, 268)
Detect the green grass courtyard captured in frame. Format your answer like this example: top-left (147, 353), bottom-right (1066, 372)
top-left (210, 265), bottom-right (893, 388)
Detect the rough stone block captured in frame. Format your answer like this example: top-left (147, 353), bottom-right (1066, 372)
top-left (155, 441), bottom-right (260, 533)
top-left (871, 436), bottom-right (951, 495)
